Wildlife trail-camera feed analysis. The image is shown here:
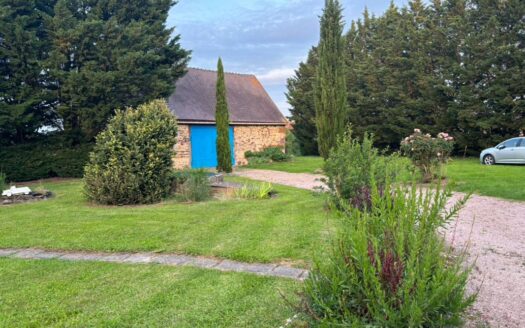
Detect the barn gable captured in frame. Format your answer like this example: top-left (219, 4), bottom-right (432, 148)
top-left (168, 67), bottom-right (287, 169)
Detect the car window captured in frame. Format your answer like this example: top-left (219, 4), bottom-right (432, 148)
top-left (518, 138), bottom-right (525, 147)
top-left (502, 139), bottom-right (520, 148)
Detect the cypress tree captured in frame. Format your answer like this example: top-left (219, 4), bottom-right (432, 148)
top-left (315, 0), bottom-right (348, 159)
top-left (215, 58), bottom-right (232, 173)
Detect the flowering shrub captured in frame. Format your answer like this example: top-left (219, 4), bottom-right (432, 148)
top-left (401, 129), bottom-right (454, 182)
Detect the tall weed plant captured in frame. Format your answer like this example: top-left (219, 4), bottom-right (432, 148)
top-left (177, 169), bottom-right (211, 202)
top-left (324, 128), bottom-right (405, 210)
top-left (301, 180), bottom-right (474, 327)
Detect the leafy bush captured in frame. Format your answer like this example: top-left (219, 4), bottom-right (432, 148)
top-left (0, 136), bottom-right (92, 182)
top-left (169, 170), bottom-right (191, 194)
top-left (324, 128), bottom-right (404, 210)
top-left (0, 172), bottom-right (6, 191)
top-left (176, 169), bottom-right (211, 202)
top-left (83, 99), bottom-right (177, 205)
top-left (301, 181), bottom-right (474, 326)
top-left (245, 147), bottom-right (291, 164)
top-left (401, 129), bottom-right (454, 182)
top-left (233, 182), bottom-right (274, 200)
top-left (286, 131), bottom-right (301, 156)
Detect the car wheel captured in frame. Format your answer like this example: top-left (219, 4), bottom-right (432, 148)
top-left (483, 154), bottom-right (495, 165)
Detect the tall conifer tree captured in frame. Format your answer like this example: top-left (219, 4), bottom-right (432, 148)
top-left (0, 0), bottom-right (57, 144)
top-left (287, 47), bottom-right (319, 155)
top-left (455, 0), bottom-right (525, 151)
top-left (47, 0), bottom-right (190, 142)
top-left (315, 0), bottom-right (348, 159)
top-left (215, 58), bottom-right (232, 173)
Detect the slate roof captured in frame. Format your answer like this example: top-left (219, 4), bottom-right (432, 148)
top-left (168, 68), bottom-right (286, 125)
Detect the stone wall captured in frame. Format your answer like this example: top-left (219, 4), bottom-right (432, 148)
top-left (173, 124), bottom-right (191, 169)
top-left (172, 124), bottom-right (287, 169)
top-left (233, 125), bottom-right (287, 165)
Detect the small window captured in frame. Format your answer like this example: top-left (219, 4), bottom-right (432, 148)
top-left (502, 138), bottom-right (520, 148)
top-left (518, 138), bottom-right (525, 147)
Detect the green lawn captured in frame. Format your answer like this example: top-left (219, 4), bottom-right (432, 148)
top-left (447, 158), bottom-right (525, 201)
top-left (245, 156), bottom-right (525, 201)
top-left (0, 258), bottom-right (299, 327)
top-left (246, 156), bottom-right (324, 173)
top-left (0, 179), bottom-right (335, 265)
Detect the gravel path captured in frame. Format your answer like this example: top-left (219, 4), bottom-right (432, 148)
top-left (235, 169), bottom-right (326, 190)
top-left (0, 248), bottom-right (308, 280)
top-left (445, 193), bottom-right (525, 328)
top-left (235, 169), bottom-right (525, 328)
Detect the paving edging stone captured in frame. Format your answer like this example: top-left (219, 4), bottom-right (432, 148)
top-left (0, 248), bottom-right (308, 280)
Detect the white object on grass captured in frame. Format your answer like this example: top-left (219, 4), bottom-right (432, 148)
top-left (2, 186), bottom-right (32, 197)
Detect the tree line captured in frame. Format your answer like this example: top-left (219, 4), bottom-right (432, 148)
top-left (0, 0), bottom-right (189, 145)
top-left (287, 0), bottom-right (525, 155)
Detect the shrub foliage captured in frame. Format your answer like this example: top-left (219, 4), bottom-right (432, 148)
top-left (83, 99), bottom-right (177, 205)
top-left (301, 182), bottom-right (474, 326)
top-left (285, 131), bottom-right (302, 156)
top-left (233, 183), bottom-right (274, 200)
top-left (245, 147), bottom-right (291, 165)
top-left (0, 136), bottom-right (92, 182)
top-left (174, 169), bottom-right (211, 202)
top-left (324, 128), bottom-right (403, 210)
top-left (401, 129), bottom-right (454, 182)
top-left (0, 172), bottom-right (6, 191)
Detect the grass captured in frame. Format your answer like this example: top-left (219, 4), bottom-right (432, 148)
top-left (447, 158), bottom-right (525, 201)
top-left (0, 258), bottom-right (299, 327)
top-left (0, 179), bottom-right (335, 265)
top-left (246, 156), bottom-right (324, 173)
top-left (245, 156), bottom-right (525, 201)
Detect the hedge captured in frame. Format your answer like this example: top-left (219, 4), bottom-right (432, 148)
top-left (0, 138), bottom-right (93, 182)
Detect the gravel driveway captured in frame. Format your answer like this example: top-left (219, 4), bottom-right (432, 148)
top-left (235, 169), bottom-right (525, 328)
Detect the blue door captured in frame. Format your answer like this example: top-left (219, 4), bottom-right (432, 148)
top-left (190, 125), bottom-right (235, 168)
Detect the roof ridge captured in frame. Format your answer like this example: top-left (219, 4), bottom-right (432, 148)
top-left (188, 67), bottom-right (255, 77)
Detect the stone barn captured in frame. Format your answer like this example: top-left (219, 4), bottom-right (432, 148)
top-left (168, 68), bottom-right (287, 169)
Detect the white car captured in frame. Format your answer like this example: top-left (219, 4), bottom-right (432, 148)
top-left (480, 137), bottom-right (525, 165)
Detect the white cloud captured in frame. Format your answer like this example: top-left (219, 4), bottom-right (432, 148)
top-left (257, 68), bottom-right (295, 85)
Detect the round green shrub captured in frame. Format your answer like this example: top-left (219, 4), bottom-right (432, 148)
top-left (83, 99), bottom-right (177, 205)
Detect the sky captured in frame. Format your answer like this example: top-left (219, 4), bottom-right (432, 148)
top-left (168, 0), bottom-right (408, 116)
